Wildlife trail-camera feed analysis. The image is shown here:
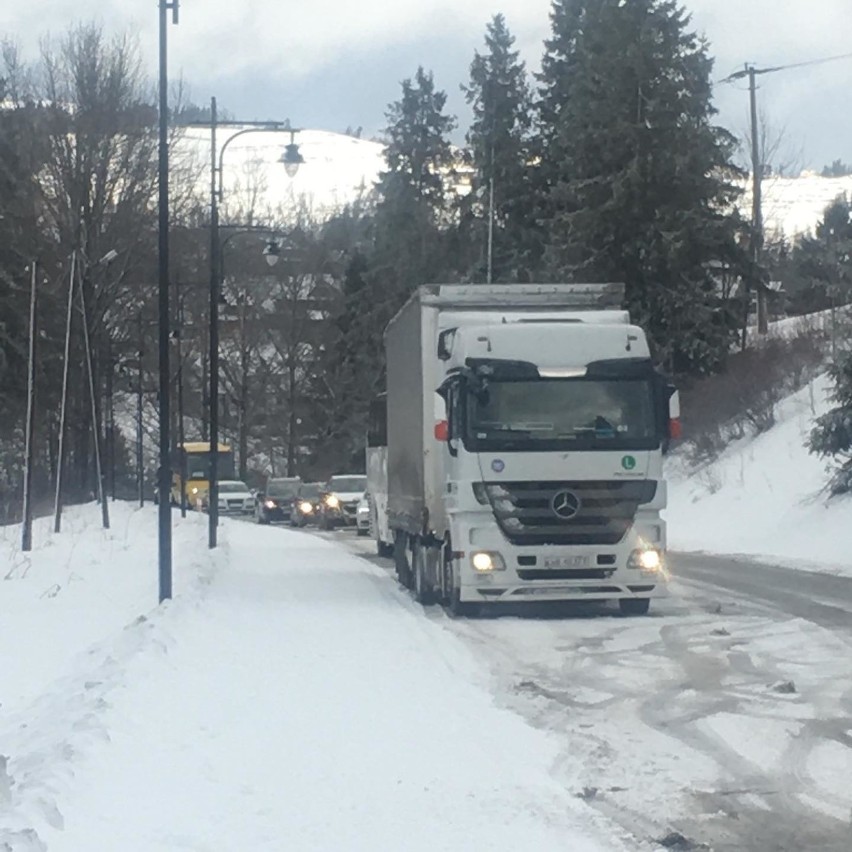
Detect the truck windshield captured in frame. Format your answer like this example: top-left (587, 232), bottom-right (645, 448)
top-left (467, 378), bottom-right (658, 451)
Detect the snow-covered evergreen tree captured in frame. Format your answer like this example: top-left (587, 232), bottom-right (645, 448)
top-left (809, 353), bottom-right (852, 494)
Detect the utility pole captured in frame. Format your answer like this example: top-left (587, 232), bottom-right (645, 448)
top-left (176, 278), bottom-right (188, 518)
top-left (137, 309), bottom-right (144, 508)
top-left (209, 95), bottom-right (221, 548)
top-left (22, 262), bottom-right (38, 552)
top-left (157, 0), bottom-right (179, 602)
top-left (79, 270), bottom-right (110, 530)
top-left (53, 252), bottom-right (76, 534)
top-left (722, 52), bottom-right (852, 344)
top-left (746, 65), bottom-right (768, 336)
top-left (107, 336), bottom-right (116, 500)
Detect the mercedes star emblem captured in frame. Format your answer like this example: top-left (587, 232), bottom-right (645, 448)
top-left (551, 489), bottom-right (581, 520)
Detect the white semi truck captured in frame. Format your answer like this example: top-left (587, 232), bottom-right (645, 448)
top-left (367, 283), bottom-right (678, 615)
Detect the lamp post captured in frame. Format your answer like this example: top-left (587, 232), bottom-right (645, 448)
top-left (157, 0), bottom-right (179, 602)
top-left (205, 97), bottom-right (302, 549)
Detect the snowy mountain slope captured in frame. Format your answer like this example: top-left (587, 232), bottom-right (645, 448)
top-left (176, 127), bottom-right (385, 221)
top-left (666, 373), bottom-right (852, 575)
top-left (175, 127), bottom-right (850, 237)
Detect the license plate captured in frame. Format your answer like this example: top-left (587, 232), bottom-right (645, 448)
top-left (543, 555), bottom-right (592, 569)
top-left (526, 586), bottom-right (578, 596)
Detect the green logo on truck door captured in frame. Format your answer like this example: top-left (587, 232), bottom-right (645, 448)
top-left (621, 455), bottom-right (637, 471)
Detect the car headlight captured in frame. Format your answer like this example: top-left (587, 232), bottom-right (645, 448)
top-left (470, 551), bottom-right (506, 572)
top-left (325, 494), bottom-right (340, 508)
top-left (264, 499), bottom-right (277, 509)
top-left (628, 548), bottom-right (663, 572)
top-left (191, 487), bottom-right (198, 494)
top-left (299, 501), bottom-right (313, 513)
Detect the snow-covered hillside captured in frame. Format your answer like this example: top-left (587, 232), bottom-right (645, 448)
top-left (667, 373), bottom-right (851, 576)
top-left (176, 127), bottom-right (385, 221)
top-left (175, 126), bottom-right (851, 237)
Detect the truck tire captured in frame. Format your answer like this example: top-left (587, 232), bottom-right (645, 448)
top-left (619, 598), bottom-right (650, 616)
top-left (412, 541), bottom-right (435, 605)
top-left (441, 538), bottom-right (475, 617)
top-left (393, 531), bottom-right (413, 589)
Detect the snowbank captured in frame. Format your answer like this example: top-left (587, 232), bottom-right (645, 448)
top-left (0, 505), bottom-right (623, 851)
top-left (666, 374), bottom-right (852, 576)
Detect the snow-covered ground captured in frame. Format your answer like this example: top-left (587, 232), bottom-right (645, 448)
top-left (667, 373), bottom-right (852, 577)
top-left (0, 505), bottom-right (631, 851)
top-left (3, 371), bottom-right (852, 851)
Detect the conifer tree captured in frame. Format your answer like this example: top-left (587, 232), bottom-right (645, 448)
top-left (808, 352), bottom-right (852, 494)
top-left (536, 0), bottom-right (749, 373)
top-left (461, 14), bottom-right (534, 281)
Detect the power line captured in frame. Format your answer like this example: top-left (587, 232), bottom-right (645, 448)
top-left (718, 51), bottom-right (852, 85)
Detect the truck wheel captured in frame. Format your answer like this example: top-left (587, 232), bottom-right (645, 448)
top-left (393, 532), bottom-right (413, 589)
top-left (619, 598), bottom-right (650, 616)
top-left (412, 542), bottom-right (435, 606)
top-left (442, 540), bottom-right (475, 617)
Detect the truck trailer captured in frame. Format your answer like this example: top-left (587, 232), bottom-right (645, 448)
top-left (369, 283), bottom-right (678, 615)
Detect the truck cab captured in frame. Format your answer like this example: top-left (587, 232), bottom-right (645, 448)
top-left (434, 316), bottom-right (672, 614)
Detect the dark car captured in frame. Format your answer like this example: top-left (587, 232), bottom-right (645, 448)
top-left (290, 482), bottom-right (324, 527)
top-left (255, 477), bottom-right (301, 524)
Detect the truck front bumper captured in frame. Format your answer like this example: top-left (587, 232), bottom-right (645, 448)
top-left (455, 526), bottom-right (668, 604)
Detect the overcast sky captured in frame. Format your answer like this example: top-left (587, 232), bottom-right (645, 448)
top-left (2, 1), bottom-right (850, 170)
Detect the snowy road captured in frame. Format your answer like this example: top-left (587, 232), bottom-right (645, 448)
top-left (329, 531), bottom-right (852, 852)
top-left (674, 552), bottom-right (852, 633)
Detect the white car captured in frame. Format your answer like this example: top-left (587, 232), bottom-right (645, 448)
top-left (355, 492), bottom-right (370, 536)
top-left (217, 480), bottom-right (254, 515)
top-left (318, 475), bottom-right (368, 529)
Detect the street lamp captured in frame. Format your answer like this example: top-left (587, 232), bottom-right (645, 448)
top-left (157, 0), bottom-right (179, 602)
top-left (280, 140), bottom-right (304, 178)
top-left (205, 97), bottom-right (303, 548)
top-left (263, 239), bottom-right (282, 267)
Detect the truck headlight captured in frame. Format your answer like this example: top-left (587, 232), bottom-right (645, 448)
top-left (628, 548), bottom-right (663, 572)
top-left (299, 501), bottom-right (313, 513)
top-left (191, 487), bottom-right (198, 494)
top-left (264, 499), bottom-right (276, 509)
top-left (325, 494), bottom-right (339, 508)
top-left (471, 551), bottom-right (506, 572)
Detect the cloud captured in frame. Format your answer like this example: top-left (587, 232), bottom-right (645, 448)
top-left (2, 0), bottom-right (849, 168)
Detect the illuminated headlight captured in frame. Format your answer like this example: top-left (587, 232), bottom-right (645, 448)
top-left (325, 494), bottom-right (340, 508)
top-left (264, 499), bottom-right (277, 509)
top-left (191, 487), bottom-right (199, 495)
top-left (299, 501), bottom-right (314, 514)
top-left (471, 551), bottom-right (506, 572)
top-left (628, 548), bottom-right (663, 572)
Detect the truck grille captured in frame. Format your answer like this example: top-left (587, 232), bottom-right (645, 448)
top-left (482, 480), bottom-right (657, 546)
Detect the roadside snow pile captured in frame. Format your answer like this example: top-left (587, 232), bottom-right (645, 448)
top-left (0, 507), bottom-right (626, 851)
top-left (0, 503), bottom-right (216, 716)
top-left (666, 374), bottom-right (852, 575)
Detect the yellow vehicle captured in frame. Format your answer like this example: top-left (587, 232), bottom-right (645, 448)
top-left (170, 442), bottom-right (235, 509)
